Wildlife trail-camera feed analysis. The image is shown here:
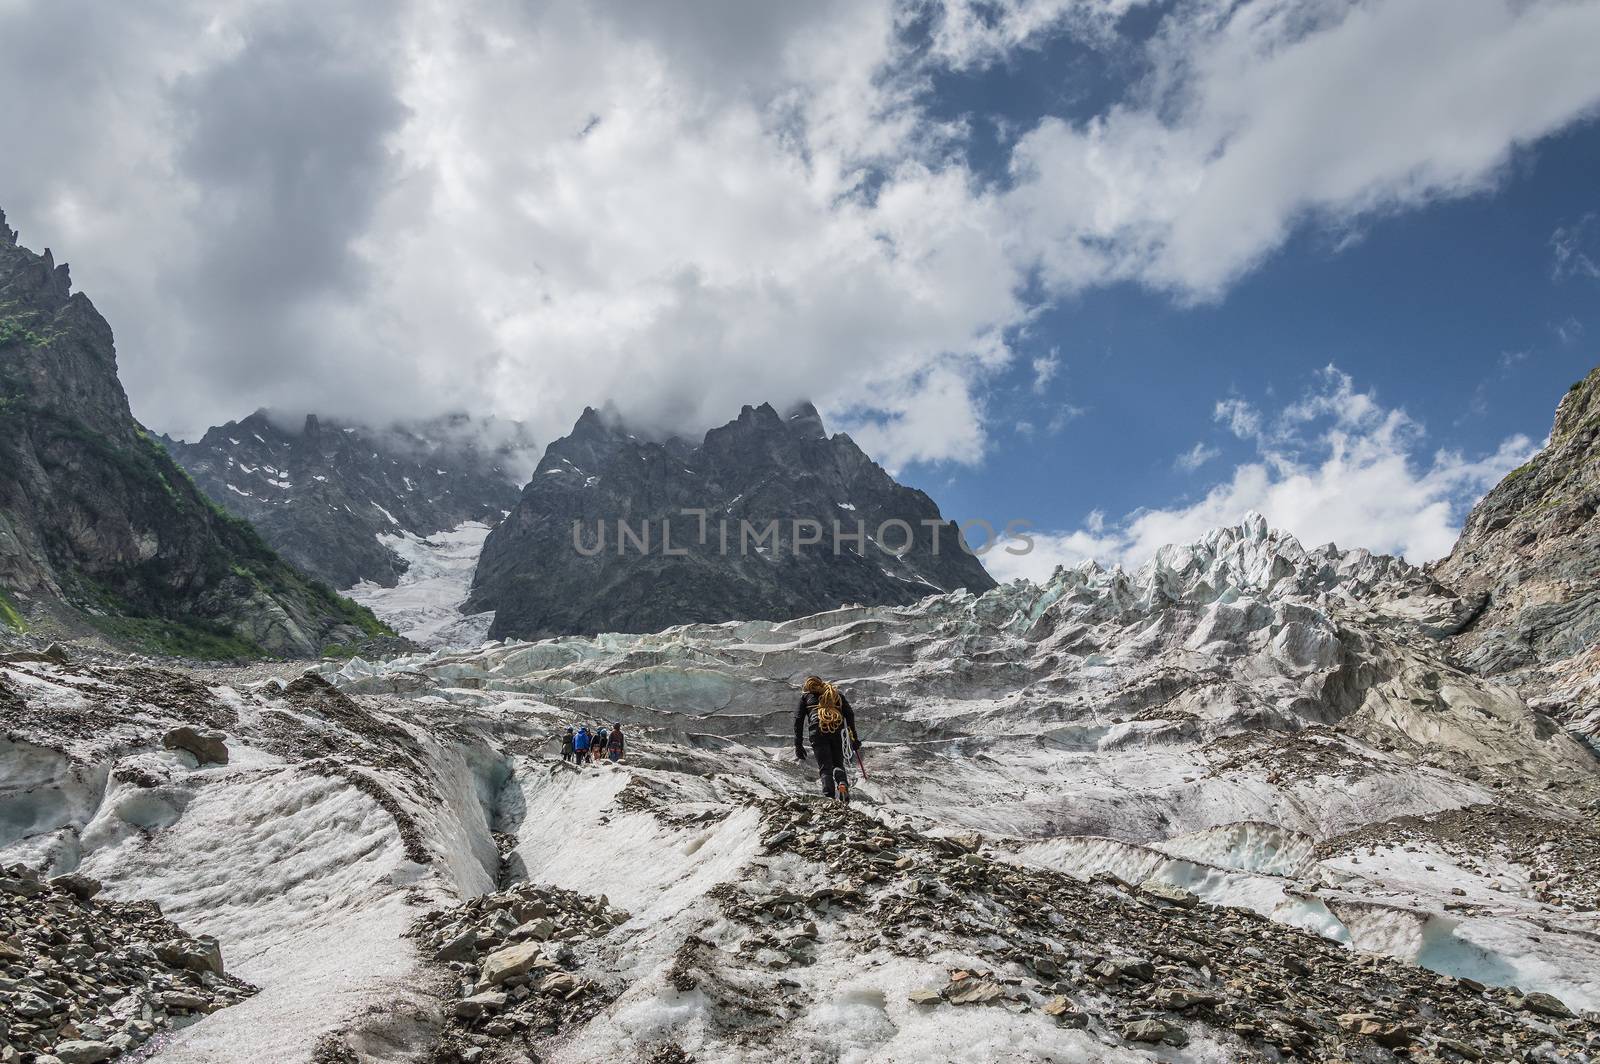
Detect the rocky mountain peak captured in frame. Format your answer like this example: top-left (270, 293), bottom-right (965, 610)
top-left (469, 401), bottom-right (997, 639)
top-left (164, 411), bottom-right (532, 590)
top-left (783, 399), bottom-right (828, 440)
top-left (0, 215), bottom-right (386, 654)
top-left (0, 206), bottom-right (15, 247)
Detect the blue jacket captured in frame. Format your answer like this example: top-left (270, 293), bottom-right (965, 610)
top-left (574, 728), bottom-right (591, 750)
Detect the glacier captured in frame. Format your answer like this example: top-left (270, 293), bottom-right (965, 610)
top-left (1, 515), bottom-right (1597, 1062)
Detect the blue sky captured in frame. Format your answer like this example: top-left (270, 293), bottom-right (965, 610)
top-left (934, 117), bottom-right (1600, 566)
top-left (3, 0), bottom-right (1598, 579)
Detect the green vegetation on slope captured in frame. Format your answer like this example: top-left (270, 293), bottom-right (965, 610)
top-left (0, 587), bottom-right (24, 632)
top-left (88, 614), bottom-right (263, 660)
top-left (7, 402), bottom-right (393, 656)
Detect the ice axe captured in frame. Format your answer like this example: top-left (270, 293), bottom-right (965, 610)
top-left (853, 743), bottom-right (868, 780)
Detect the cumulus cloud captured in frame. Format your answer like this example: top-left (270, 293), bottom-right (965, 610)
top-left (1002, 0), bottom-right (1600, 299)
top-left (987, 367), bottom-right (1537, 582)
top-left (2, 0), bottom-right (1597, 463)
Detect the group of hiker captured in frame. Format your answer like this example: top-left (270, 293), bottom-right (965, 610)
top-left (560, 723), bottom-right (625, 765)
top-left (556, 674), bottom-right (867, 802)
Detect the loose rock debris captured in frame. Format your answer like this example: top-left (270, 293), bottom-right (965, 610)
top-left (0, 865), bottom-right (255, 1063)
top-left (706, 796), bottom-right (1600, 1062)
top-left (407, 881), bottom-right (631, 1062)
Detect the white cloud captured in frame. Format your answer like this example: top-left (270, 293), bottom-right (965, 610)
top-left (1174, 441), bottom-right (1219, 472)
top-left (1003, 0), bottom-right (1600, 300)
top-left (1551, 214), bottom-right (1600, 282)
top-left (1, 0), bottom-right (1596, 466)
top-left (926, 0), bottom-right (1152, 69)
top-left (1030, 351), bottom-right (1061, 393)
top-left (994, 367), bottom-right (1537, 581)
top-left (1214, 398), bottom-right (1262, 440)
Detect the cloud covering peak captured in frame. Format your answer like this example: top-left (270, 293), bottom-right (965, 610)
top-left (3, 0), bottom-right (1597, 469)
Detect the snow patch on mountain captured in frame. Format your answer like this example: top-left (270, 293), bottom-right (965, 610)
top-left (346, 521), bottom-right (496, 649)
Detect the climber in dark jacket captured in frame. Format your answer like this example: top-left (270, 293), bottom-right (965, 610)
top-left (560, 728), bottom-right (575, 763)
top-left (793, 675), bottom-right (861, 799)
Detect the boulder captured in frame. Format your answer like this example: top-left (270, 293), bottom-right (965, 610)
top-left (1139, 881), bottom-right (1199, 909)
top-left (156, 936), bottom-right (224, 975)
top-left (479, 941), bottom-right (545, 987)
top-left (50, 873), bottom-right (103, 901)
top-left (455, 991), bottom-right (507, 1019)
top-left (433, 928), bottom-right (477, 962)
top-left (1520, 991), bottom-right (1574, 1019)
top-left (1122, 1018), bottom-right (1188, 1046)
top-left (159, 990), bottom-right (210, 1011)
top-left (51, 1042), bottom-right (115, 1064)
top-left (162, 726), bottom-right (229, 766)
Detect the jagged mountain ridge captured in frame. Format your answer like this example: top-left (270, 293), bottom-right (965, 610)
top-left (1434, 365), bottom-right (1600, 744)
top-left (162, 411), bottom-right (534, 590)
top-left (468, 401), bottom-right (999, 640)
top-left (0, 208), bottom-right (385, 657)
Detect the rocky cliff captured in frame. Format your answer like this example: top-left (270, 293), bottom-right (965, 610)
top-left (468, 402), bottom-right (998, 639)
top-left (0, 208), bottom-right (388, 657)
top-left (162, 411), bottom-right (531, 590)
top-left (1434, 366), bottom-right (1600, 743)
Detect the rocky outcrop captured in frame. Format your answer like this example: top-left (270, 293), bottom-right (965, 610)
top-left (0, 207), bottom-right (389, 657)
top-left (162, 411), bottom-right (532, 589)
top-left (468, 402), bottom-right (998, 639)
top-left (1434, 366), bottom-right (1600, 741)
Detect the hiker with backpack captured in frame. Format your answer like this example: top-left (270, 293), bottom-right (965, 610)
top-left (608, 723), bottom-right (625, 762)
top-left (793, 675), bottom-right (862, 801)
top-left (560, 727), bottom-right (575, 763)
top-left (573, 726), bottom-right (591, 765)
top-left (593, 724), bottom-right (610, 762)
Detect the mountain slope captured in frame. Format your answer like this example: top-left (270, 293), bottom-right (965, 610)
top-left (162, 411), bottom-right (531, 590)
top-left (468, 402), bottom-right (998, 639)
top-left (1435, 365), bottom-right (1600, 742)
top-left (0, 208), bottom-right (387, 657)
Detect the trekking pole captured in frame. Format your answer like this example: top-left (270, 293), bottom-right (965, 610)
top-left (853, 745), bottom-right (868, 780)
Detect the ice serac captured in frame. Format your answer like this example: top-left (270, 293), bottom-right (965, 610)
top-left (467, 400), bottom-right (998, 639)
top-left (1434, 365), bottom-right (1600, 745)
top-left (162, 410), bottom-right (533, 590)
top-left (0, 207), bottom-right (384, 656)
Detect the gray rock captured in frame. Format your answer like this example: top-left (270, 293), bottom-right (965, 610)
top-left (478, 942), bottom-right (545, 987)
top-left (1139, 881), bottom-right (1199, 909)
top-left (50, 873), bottom-right (102, 901)
top-left (1122, 1018), bottom-right (1188, 1046)
top-left (434, 928), bottom-right (477, 963)
top-left (51, 1042), bottom-right (115, 1064)
top-left (162, 726), bottom-right (229, 766)
top-left (1520, 991), bottom-right (1574, 1018)
top-left (155, 936), bottom-right (224, 976)
top-left (159, 990), bottom-right (210, 1011)
top-left (455, 991), bottom-right (508, 1018)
